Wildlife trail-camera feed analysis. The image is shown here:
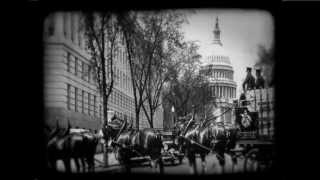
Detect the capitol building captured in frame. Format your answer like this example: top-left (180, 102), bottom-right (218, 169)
top-left (199, 17), bottom-right (237, 125)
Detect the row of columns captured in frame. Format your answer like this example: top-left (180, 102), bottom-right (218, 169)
top-left (209, 55), bottom-right (229, 63)
top-left (210, 85), bottom-right (236, 99)
top-left (49, 12), bottom-right (85, 49)
top-left (212, 70), bottom-right (233, 80)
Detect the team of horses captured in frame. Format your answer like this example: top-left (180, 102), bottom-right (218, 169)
top-left (103, 120), bottom-right (164, 173)
top-left (45, 122), bottom-right (101, 173)
top-left (45, 115), bottom-right (239, 174)
top-left (173, 116), bottom-right (239, 174)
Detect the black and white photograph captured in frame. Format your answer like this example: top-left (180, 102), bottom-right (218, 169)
top-left (43, 8), bottom-right (275, 175)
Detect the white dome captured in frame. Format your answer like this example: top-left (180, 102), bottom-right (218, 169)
top-left (202, 17), bottom-right (233, 68)
top-left (202, 43), bottom-right (232, 67)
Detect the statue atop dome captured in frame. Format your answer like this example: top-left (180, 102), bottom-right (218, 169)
top-left (213, 16), bottom-right (222, 46)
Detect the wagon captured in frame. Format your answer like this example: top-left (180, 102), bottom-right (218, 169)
top-left (233, 87), bottom-right (275, 172)
top-left (161, 131), bottom-right (184, 165)
top-left (110, 130), bottom-right (184, 166)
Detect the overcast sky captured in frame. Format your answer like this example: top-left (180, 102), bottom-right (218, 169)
top-left (180, 9), bottom-right (274, 98)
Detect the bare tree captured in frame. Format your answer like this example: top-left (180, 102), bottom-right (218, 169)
top-left (117, 12), bottom-right (150, 130)
top-left (135, 11), bottom-right (186, 128)
top-left (82, 12), bottom-right (120, 166)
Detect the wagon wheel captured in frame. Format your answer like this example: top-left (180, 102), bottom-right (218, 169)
top-left (244, 148), bottom-right (260, 172)
top-left (165, 148), bottom-right (177, 165)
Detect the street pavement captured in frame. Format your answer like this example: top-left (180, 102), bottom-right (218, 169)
top-left (56, 152), bottom-right (255, 174)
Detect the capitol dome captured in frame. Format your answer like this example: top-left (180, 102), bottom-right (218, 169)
top-left (199, 17), bottom-right (237, 125)
top-left (203, 43), bottom-right (232, 67)
top-left (202, 17), bottom-right (233, 68)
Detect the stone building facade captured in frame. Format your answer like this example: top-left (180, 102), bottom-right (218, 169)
top-left (43, 12), bottom-right (163, 130)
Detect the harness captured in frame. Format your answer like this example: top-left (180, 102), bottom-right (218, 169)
top-left (176, 108), bottom-right (232, 157)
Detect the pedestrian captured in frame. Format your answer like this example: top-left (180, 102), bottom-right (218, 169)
top-left (242, 67), bottom-right (256, 92)
top-left (255, 68), bottom-right (265, 89)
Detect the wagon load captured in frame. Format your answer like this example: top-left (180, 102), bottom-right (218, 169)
top-left (244, 88), bottom-right (274, 113)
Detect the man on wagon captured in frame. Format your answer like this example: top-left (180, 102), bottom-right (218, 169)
top-left (242, 67), bottom-right (256, 92)
top-left (255, 68), bottom-right (265, 89)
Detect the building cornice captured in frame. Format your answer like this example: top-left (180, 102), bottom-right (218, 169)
top-left (44, 37), bottom-right (91, 62)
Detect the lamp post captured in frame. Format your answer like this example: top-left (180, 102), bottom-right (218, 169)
top-left (171, 106), bottom-right (175, 129)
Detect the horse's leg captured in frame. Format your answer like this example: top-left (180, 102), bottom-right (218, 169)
top-left (81, 157), bottom-right (86, 173)
top-left (124, 158), bottom-right (131, 173)
top-left (158, 157), bottom-right (164, 174)
top-left (216, 152), bottom-right (225, 174)
top-left (89, 155), bottom-right (95, 172)
top-left (200, 153), bottom-right (207, 174)
top-left (187, 152), bottom-right (197, 175)
top-left (150, 159), bottom-right (157, 173)
top-left (193, 153), bottom-right (198, 175)
top-left (74, 158), bottom-right (81, 173)
top-left (63, 158), bottom-right (71, 173)
top-left (231, 153), bottom-right (238, 173)
top-left (49, 159), bottom-right (57, 172)
top-left (187, 153), bottom-right (193, 174)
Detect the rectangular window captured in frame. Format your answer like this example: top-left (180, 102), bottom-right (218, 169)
top-left (82, 90), bottom-right (85, 113)
top-left (77, 88), bottom-right (82, 112)
top-left (69, 56), bottom-right (75, 75)
top-left (67, 84), bottom-right (71, 110)
top-left (117, 92), bottom-right (120, 106)
top-left (120, 94), bottom-right (122, 107)
top-left (74, 87), bottom-right (78, 112)
top-left (70, 86), bottom-right (75, 111)
top-left (123, 73), bottom-right (125, 90)
top-left (88, 92), bottom-right (91, 115)
top-left (84, 91), bottom-right (88, 114)
top-left (88, 65), bottom-right (91, 83)
top-left (119, 49), bottom-right (124, 64)
top-left (77, 59), bottom-right (82, 78)
top-left (81, 61), bottom-right (85, 79)
top-left (83, 63), bottom-right (89, 82)
top-left (90, 93), bottom-right (94, 116)
top-left (67, 52), bottom-right (71, 72)
top-left (94, 95), bottom-right (96, 117)
top-left (126, 76), bottom-right (128, 91)
top-left (117, 69), bottom-right (120, 85)
top-left (121, 94), bottom-right (123, 108)
top-left (74, 57), bottom-right (78, 76)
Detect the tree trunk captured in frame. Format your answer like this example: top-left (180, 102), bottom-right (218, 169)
top-left (135, 108), bottom-right (140, 130)
top-left (101, 46), bottom-right (109, 166)
top-left (149, 111), bottom-right (154, 128)
top-left (102, 94), bottom-right (109, 167)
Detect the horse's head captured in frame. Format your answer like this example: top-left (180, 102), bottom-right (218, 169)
top-left (174, 118), bottom-right (190, 135)
top-left (102, 119), bottom-right (125, 147)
